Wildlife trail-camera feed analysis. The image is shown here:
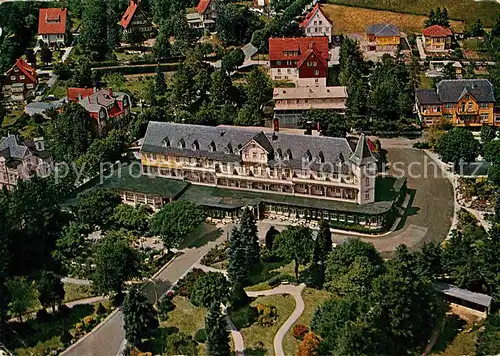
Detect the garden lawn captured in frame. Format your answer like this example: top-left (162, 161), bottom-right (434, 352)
top-left (419, 73), bottom-right (434, 89)
top-left (46, 80), bottom-right (68, 98)
top-left (63, 283), bottom-right (97, 303)
top-left (163, 296), bottom-right (206, 336)
top-left (431, 314), bottom-right (480, 355)
top-left (239, 295), bottom-right (296, 355)
top-left (245, 261), bottom-right (298, 292)
top-left (327, 0), bottom-right (499, 27)
top-left (322, 4), bottom-right (464, 34)
top-left (282, 288), bottom-right (331, 355)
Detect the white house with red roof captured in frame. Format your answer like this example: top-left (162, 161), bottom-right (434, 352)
top-left (186, 0), bottom-right (217, 30)
top-left (269, 36), bottom-right (329, 87)
top-left (2, 58), bottom-right (38, 101)
top-left (38, 8), bottom-right (69, 47)
top-left (120, 0), bottom-right (155, 39)
top-left (299, 4), bottom-right (332, 42)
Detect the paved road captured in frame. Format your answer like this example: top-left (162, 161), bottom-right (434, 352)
top-left (62, 223), bottom-right (229, 356)
top-left (246, 284), bottom-right (306, 356)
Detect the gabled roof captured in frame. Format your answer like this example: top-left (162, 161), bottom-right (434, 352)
top-left (435, 282), bottom-right (492, 308)
top-left (7, 58), bottom-right (37, 83)
top-left (38, 8), bottom-right (67, 35)
top-left (250, 132), bottom-right (273, 153)
top-left (366, 23), bottom-right (400, 37)
top-left (67, 87), bottom-right (95, 102)
top-left (422, 24), bottom-right (452, 37)
top-left (299, 3), bottom-right (332, 28)
top-left (297, 43), bottom-right (327, 69)
top-left (0, 135), bottom-right (28, 161)
top-left (269, 37), bottom-right (329, 62)
top-left (437, 79), bottom-right (495, 103)
top-left (349, 134), bottom-right (377, 166)
top-left (416, 89), bottom-right (441, 105)
top-left (120, 1), bottom-right (138, 29)
top-left (196, 0), bottom-right (212, 14)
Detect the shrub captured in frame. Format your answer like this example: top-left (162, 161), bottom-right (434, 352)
top-left (293, 324), bottom-right (310, 340)
top-left (194, 328), bottom-right (207, 343)
top-left (268, 275), bottom-right (282, 288)
top-left (176, 268), bottom-right (206, 297)
top-left (74, 322), bottom-right (84, 337)
top-left (95, 303), bottom-right (107, 315)
top-left (488, 164), bottom-right (500, 186)
top-left (36, 308), bottom-right (50, 321)
top-left (200, 242), bottom-right (229, 267)
top-left (230, 305), bottom-right (258, 329)
top-left (60, 330), bottom-right (73, 345)
top-left (413, 142), bottom-right (431, 149)
top-left (58, 304), bottom-right (71, 316)
top-left (83, 315), bottom-right (96, 331)
top-left (256, 304), bottom-right (278, 327)
top-left (158, 297), bottom-right (175, 320)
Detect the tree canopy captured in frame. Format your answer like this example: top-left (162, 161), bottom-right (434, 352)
top-left (273, 226), bottom-right (314, 282)
top-left (123, 287), bottom-right (159, 346)
top-left (190, 272), bottom-right (230, 308)
top-left (436, 127), bottom-right (481, 165)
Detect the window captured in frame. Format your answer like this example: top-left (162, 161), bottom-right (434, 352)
top-left (14, 67), bottom-right (19, 72)
top-left (365, 177), bottom-right (369, 185)
top-left (445, 103), bottom-right (453, 109)
top-left (19, 75), bottom-right (25, 80)
top-left (287, 68), bottom-right (291, 73)
top-left (277, 68), bottom-right (281, 73)
top-left (252, 152), bottom-right (257, 159)
top-left (152, 154), bottom-right (157, 160)
top-left (319, 20), bottom-right (322, 24)
top-left (480, 103), bottom-right (488, 109)
top-left (26, 84), bottom-right (34, 89)
top-left (276, 60), bottom-right (281, 65)
top-left (260, 153), bottom-right (265, 159)
top-left (10, 76), bottom-right (15, 80)
top-left (314, 69), bottom-right (319, 75)
top-left (481, 114), bottom-right (489, 122)
top-left (307, 61), bottom-right (312, 66)
top-left (468, 102), bottom-right (473, 111)
top-left (365, 192), bottom-right (370, 199)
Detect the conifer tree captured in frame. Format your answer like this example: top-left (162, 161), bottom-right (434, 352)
top-left (313, 220), bottom-right (333, 286)
top-left (205, 304), bottom-right (230, 356)
top-left (227, 226), bottom-right (248, 286)
top-left (154, 65), bottom-right (167, 96)
top-left (123, 287), bottom-right (159, 347)
top-left (239, 208), bottom-right (260, 265)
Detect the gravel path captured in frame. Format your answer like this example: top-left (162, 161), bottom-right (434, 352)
top-left (246, 284), bottom-right (306, 356)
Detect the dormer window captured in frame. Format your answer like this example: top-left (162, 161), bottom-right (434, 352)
top-left (317, 151), bottom-right (325, 163)
top-left (284, 149), bottom-right (292, 160)
top-left (178, 138), bottom-right (185, 149)
top-left (209, 141), bottom-right (216, 152)
top-left (162, 137), bottom-right (170, 147)
top-left (276, 148), bottom-right (283, 160)
top-left (237, 144), bottom-right (243, 154)
top-left (302, 150), bottom-right (312, 162)
top-left (225, 143), bottom-right (233, 154)
top-left (192, 140), bottom-right (199, 151)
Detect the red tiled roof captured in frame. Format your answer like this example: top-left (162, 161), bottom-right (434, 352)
top-left (11, 58), bottom-right (38, 83)
top-left (196, 0), bottom-right (211, 14)
top-left (38, 8), bottom-right (67, 35)
top-left (296, 43), bottom-right (327, 69)
top-left (120, 1), bottom-right (138, 29)
top-left (422, 24), bottom-right (452, 37)
top-left (366, 138), bottom-right (376, 152)
top-left (299, 4), bottom-right (332, 28)
top-left (67, 87), bottom-right (95, 102)
top-left (269, 37), bottom-right (329, 62)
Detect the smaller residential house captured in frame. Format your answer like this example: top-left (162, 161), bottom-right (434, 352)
top-left (2, 58), bottom-right (38, 101)
top-left (416, 79), bottom-right (497, 127)
top-left (187, 0), bottom-right (217, 30)
top-left (365, 23), bottom-right (400, 52)
top-left (120, 0), bottom-right (155, 39)
top-left (253, 0), bottom-right (270, 11)
top-left (273, 86), bottom-right (347, 128)
top-left (69, 87), bottom-right (131, 135)
top-left (299, 4), bottom-right (333, 42)
top-left (25, 101), bottom-right (63, 119)
top-left (422, 25), bottom-right (452, 52)
top-left (269, 37), bottom-right (329, 87)
top-left (0, 135), bottom-right (52, 190)
top-left (38, 8), bottom-right (69, 47)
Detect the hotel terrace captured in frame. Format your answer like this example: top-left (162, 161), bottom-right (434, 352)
top-left (105, 122), bottom-right (408, 230)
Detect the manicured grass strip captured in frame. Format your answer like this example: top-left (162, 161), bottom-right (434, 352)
top-left (63, 283), bottom-right (97, 303)
top-left (163, 296), bottom-right (206, 336)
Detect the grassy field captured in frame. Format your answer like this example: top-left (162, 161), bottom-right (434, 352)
top-left (419, 73), bottom-right (434, 89)
top-left (282, 288), bottom-right (331, 356)
top-left (239, 294), bottom-right (296, 355)
top-left (63, 283), bottom-right (97, 303)
top-left (431, 314), bottom-right (480, 355)
top-left (327, 0), bottom-right (500, 27)
top-left (322, 4), bottom-right (464, 34)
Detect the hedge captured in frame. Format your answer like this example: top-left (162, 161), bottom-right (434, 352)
top-left (92, 63), bottom-right (179, 76)
top-left (328, 220), bottom-right (386, 234)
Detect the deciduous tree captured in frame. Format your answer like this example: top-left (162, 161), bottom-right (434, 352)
top-left (273, 226), bottom-right (313, 282)
top-left (36, 270), bottom-right (65, 312)
top-left (484, 140), bottom-right (500, 164)
top-left (436, 127), bottom-right (481, 166)
top-left (75, 189), bottom-right (121, 230)
top-left (150, 200), bottom-right (206, 250)
top-left (190, 272), bottom-right (230, 308)
top-left (5, 277), bottom-right (38, 322)
top-left (481, 126), bottom-right (497, 145)
top-left (112, 204), bottom-right (150, 235)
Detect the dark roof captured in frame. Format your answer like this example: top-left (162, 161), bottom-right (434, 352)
top-left (416, 89), bottom-right (441, 105)
top-left (141, 122), bottom-right (360, 171)
top-left (179, 183), bottom-right (395, 214)
top-left (0, 135), bottom-right (28, 160)
top-left (366, 23), bottom-right (400, 37)
top-left (349, 134), bottom-right (377, 166)
top-left (435, 282), bottom-right (493, 308)
top-left (437, 79), bottom-right (495, 103)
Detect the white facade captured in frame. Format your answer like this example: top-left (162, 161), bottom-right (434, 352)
top-left (39, 33), bottom-right (65, 47)
top-left (303, 10), bottom-right (332, 42)
top-left (297, 77), bottom-right (327, 87)
top-left (270, 67), bottom-right (298, 81)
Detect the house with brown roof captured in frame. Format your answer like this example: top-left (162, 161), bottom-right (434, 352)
top-left (299, 4), bottom-right (333, 42)
top-left (422, 25), bottom-right (452, 52)
top-left (38, 8), bottom-right (69, 47)
top-left (120, 0), bottom-right (155, 39)
top-left (71, 88), bottom-right (131, 135)
top-left (269, 36), bottom-right (329, 87)
top-left (186, 0), bottom-right (217, 30)
top-left (2, 58), bottom-right (38, 101)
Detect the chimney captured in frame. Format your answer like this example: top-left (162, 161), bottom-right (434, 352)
top-left (220, 131), bottom-right (226, 136)
top-left (108, 87), bottom-right (113, 97)
top-left (272, 132), bottom-right (278, 141)
top-left (33, 137), bottom-right (45, 152)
